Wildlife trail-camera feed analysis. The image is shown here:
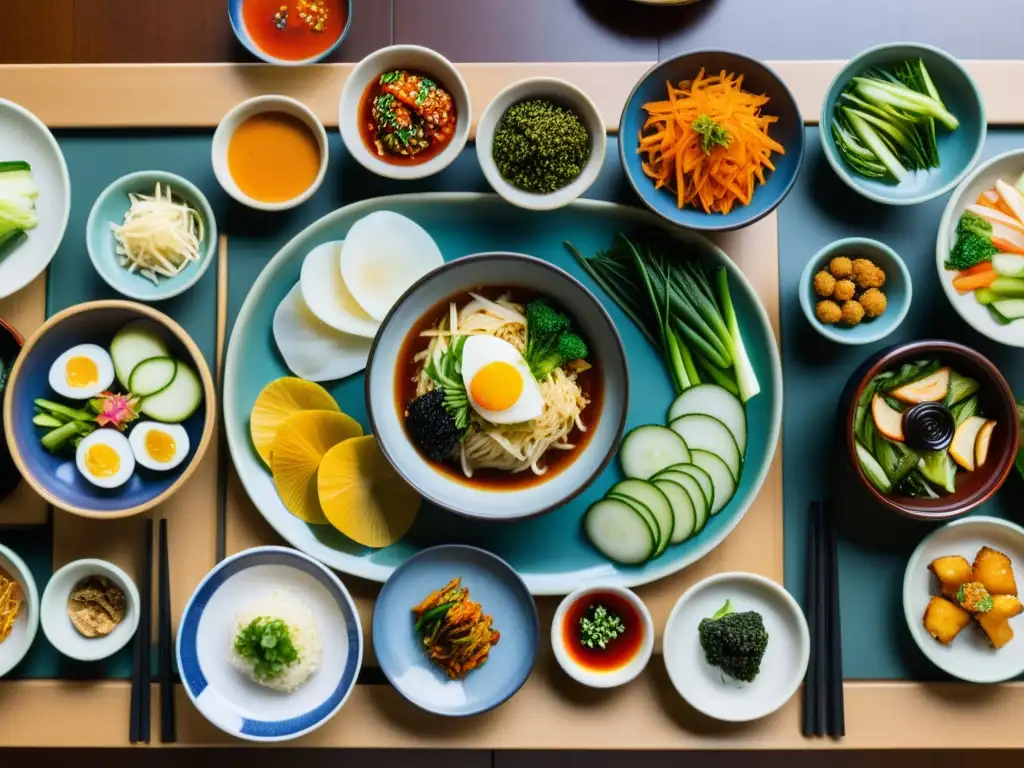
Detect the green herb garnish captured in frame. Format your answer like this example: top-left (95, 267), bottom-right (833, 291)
top-left (234, 617), bottom-right (299, 681)
top-left (692, 114), bottom-right (731, 155)
top-left (380, 70), bottom-right (402, 85)
top-left (492, 98), bottom-right (590, 195)
top-left (579, 604), bottom-right (625, 650)
top-left (417, 77), bottom-right (436, 105)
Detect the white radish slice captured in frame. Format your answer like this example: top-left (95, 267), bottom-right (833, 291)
top-left (273, 284), bottom-right (372, 383)
top-left (299, 240), bottom-right (379, 338)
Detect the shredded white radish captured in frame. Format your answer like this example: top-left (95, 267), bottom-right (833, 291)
top-left (110, 183), bottom-right (205, 285)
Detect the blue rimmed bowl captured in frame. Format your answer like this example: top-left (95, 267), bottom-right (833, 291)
top-left (799, 237), bottom-right (912, 346)
top-left (177, 546), bottom-right (363, 742)
top-left (820, 42), bottom-right (986, 206)
top-left (228, 0), bottom-right (353, 65)
top-left (372, 545), bottom-right (539, 717)
top-left (619, 50), bottom-right (804, 232)
top-left (2, 300), bottom-right (216, 519)
top-left (86, 170), bottom-right (217, 302)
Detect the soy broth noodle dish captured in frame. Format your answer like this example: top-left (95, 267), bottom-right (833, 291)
top-left (400, 289), bottom-right (600, 487)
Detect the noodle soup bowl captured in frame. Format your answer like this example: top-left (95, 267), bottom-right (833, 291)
top-left (367, 253), bottom-right (629, 522)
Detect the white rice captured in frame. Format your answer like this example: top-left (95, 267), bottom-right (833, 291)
top-left (228, 590), bottom-right (323, 694)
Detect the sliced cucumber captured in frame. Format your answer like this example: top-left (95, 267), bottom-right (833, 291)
top-left (140, 360), bottom-right (203, 423)
top-left (855, 439), bottom-right (892, 493)
top-left (583, 498), bottom-right (657, 565)
top-left (990, 298), bottom-right (1024, 321)
top-left (34, 398), bottom-right (94, 423)
top-left (110, 320), bottom-right (170, 389)
top-left (669, 414), bottom-right (742, 481)
top-left (655, 469), bottom-right (709, 535)
top-left (606, 494), bottom-right (660, 555)
top-left (619, 424), bottom-right (690, 480)
top-left (32, 413), bottom-right (64, 428)
top-left (690, 449), bottom-right (737, 516)
top-left (663, 462), bottom-right (714, 511)
top-left (992, 253), bottom-right (1024, 278)
top-left (609, 479), bottom-right (673, 557)
top-left (667, 383), bottom-right (748, 455)
top-left (652, 477), bottom-right (697, 543)
top-left (128, 356), bottom-right (177, 397)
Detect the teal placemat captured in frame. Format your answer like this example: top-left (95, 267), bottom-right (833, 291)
top-left (779, 127), bottom-right (1024, 681)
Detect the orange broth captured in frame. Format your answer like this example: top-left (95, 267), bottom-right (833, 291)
top-left (227, 112), bottom-right (321, 203)
top-left (242, 0), bottom-right (346, 62)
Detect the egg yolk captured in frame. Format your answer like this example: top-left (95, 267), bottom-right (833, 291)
top-left (145, 430), bottom-right (177, 464)
top-left (66, 356), bottom-right (99, 389)
top-left (85, 443), bottom-right (121, 478)
top-left (469, 361), bottom-right (523, 412)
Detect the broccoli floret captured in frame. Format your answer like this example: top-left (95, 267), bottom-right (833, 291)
top-left (525, 300), bottom-right (570, 337)
top-left (957, 210), bottom-right (993, 239)
top-left (406, 390), bottom-right (463, 461)
top-left (523, 300), bottom-right (589, 380)
top-left (946, 211), bottom-right (997, 270)
top-left (697, 599), bottom-right (769, 683)
top-left (557, 332), bottom-right (588, 362)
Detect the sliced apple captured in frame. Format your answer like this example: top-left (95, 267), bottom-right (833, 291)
top-left (975, 419), bottom-right (997, 468)
top-left (871, 394), bottom-right (905, 442)
top-left (995, 179), bottom-right (1024, 228)
top-left (966, 203), bottom-right (1024, 235)
top-left (890, 367), bottom-right (951, 405)
top-left (949, 415), bottom-right (988, 471)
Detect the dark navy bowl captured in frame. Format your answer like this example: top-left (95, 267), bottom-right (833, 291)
top-left (619, 50), bottom-right (804, 232)
top-left (2, 301), bottom-right (216, 519)
top-left (0, 316), bottom-right (24, 502)
top-left (229, 0), bottom-right (353, 65)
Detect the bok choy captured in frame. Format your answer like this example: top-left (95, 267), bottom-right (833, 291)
top-left (0, 161), bottom-right (39, 261)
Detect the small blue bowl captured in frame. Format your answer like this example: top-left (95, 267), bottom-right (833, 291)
top-left (820, 42), bottom-right (986, 206)
top-left (619, 50), bottom-right (804, 232)
top-left (2, 300), bottom-right (216, 519)
top-left (799, 237), bottom-right (912, 346)
top-left (229, 0), bottom-right (353, 65)
top-left (86, 171), bottom-right (217, 302)
top-left (372, 545), bottom-right (539, 717)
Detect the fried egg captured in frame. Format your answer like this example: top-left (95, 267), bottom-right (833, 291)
top-left (128, 421), bottom-right (190, 471)
top-left (48, 344), bottom-right (115, 400)
top-left (461, 335), bottom-right (543, 424)
top-left (75, 429), bottom-right (135, 489)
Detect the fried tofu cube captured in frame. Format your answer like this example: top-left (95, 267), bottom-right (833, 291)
top-left (973, 546), bottom-right (1017, 596)
top-left (923, 596), bottom-right (972, 645)
top-left (929, 555), bottom-right (973, 598)
top-left (987, 594), bottom-right (1023, 623)
top-left (956, 581), bottom-right (994, 613)
top-left (976, 612), bottom-right (1015, 649)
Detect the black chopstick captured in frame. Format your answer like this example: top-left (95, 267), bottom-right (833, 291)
top-left (802, 500), bottom-right (821, 737)
top-left (158, 518), bottom-right (176, 743)
top-left (140, 518), bottom-right (153, 743)
top-left (824, 501), bottom-right (846, 737)
top-left (813, 501), bottom-right (827, 734)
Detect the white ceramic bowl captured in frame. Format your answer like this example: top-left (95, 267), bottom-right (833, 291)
top-left (476, 78), bottom-right (606, 211)
top-left (663, 572), bottom-right (809, 722)
top-left (551, 585), bottom-right (653, 688)
top-left (0, 98), bottom-right (71, 301)
top-left (40, 559), bottom-right (140, 662)
top-left (338, 45), bottom-right (471, 181)
top-left (0, 544), bottom-right (40, 678)
top-left (212, 95), bottom-right (329, 212)
top-left (936, 148), bottom-right (1024, 348)
top-left (903, 516), bottom-right (1024, 683)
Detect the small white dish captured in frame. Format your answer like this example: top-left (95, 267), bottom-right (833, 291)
top-left (0, 543), bottom-right (40, 678)
top-left (551, 585), bottom-right (653, 688)
top-left (476, 77), bottom-right (606, 211)
top-left (0, 98), bottom-right (71, 300)
top-left (663, 572), bottom-right (809, 722)
top-left (338, 45), bottom-right (471, 181)
top-left (904, 515), bottom-right (1024, 683)
top-left (212, 95), bottom-right (329, 212)
top-left (40, 558), bottom-right (139, 662)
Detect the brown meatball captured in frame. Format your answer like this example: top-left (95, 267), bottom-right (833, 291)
top-left (833, 279), bottom-right (856, 302)
top-left (841, 300), bottom-right (865, 326)
top-left (813, 270), bottom-right (836, 297)
top-left (852, 259), bottom-right (886, 289)
top-left (816, 300), bottom-right (842, 325)
top-left (829, 256), bottom-right (853, 279)
top-left (859, 288), bottom-right (888, 318)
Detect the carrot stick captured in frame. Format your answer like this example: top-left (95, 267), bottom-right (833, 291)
top-left (958, 262), bottom-right (995, 277)
top-left (953, 271), bottom-right (999, 292)
top-left (992, 236), bottom-right (1024, 256)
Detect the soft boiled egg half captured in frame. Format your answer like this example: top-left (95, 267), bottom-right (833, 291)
top-left (128, 421), bottom-right (190, 471)
top-left (76, 429), bottom-right (136, 489)
top-left (461, 335), bottom-right (543, 424)
top-left (48, 344), bottom-right (116, 400)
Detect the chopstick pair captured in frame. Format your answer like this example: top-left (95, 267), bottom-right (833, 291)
top-left (130, 518), bottom-right (176, 744)
top-left (802, 499), bottom-right (845, 738)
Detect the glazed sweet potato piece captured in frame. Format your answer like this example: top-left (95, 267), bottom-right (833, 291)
top-left (923, 596), bottom-right (972, 645)
top-left (973, 547), bottom-right (1017, 596)
top-left (929, 555), bottom-right (973, 598)
top-left (976, 612), bottom-right (1015, 649)
top-left (987, 594), bottom-right (1023, 623)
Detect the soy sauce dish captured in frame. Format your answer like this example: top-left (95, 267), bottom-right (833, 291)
top-left (551, 586), bottom-right (653, 688)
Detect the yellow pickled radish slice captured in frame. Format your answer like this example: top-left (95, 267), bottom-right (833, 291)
top-left (318, 435), bottom-right (420, 547)
top-left (250, 377), bottom-right (340, 467)
top-left (271, 409), bottom-right (363, 524)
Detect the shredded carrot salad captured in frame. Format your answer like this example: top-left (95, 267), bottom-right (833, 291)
top-left (638, 69), bottom-right (785, 215)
